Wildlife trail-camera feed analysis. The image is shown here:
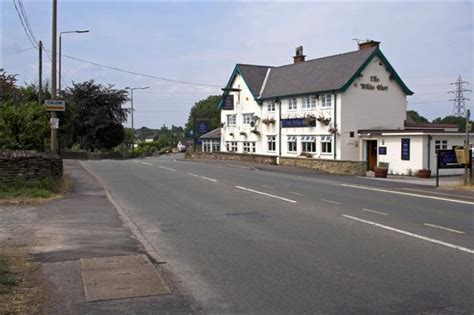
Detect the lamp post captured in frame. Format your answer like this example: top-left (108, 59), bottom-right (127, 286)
top-left (125, 86), bottom-right (150, 157)
top-left (59, 29), bottom-right (89, 95)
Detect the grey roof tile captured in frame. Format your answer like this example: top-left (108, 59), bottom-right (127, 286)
top-left (200, 128), bottom-right (221, 139)
top-left (237, 64), bottom-right (272, 98)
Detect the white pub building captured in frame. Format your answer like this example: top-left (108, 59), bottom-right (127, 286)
top-left (213, 41), bottom-right (469, 175)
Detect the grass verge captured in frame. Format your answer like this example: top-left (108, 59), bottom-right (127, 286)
top-left (0, 256), bottom-right (17, 295)
top-left (0, 176), bottom-right (69, 204)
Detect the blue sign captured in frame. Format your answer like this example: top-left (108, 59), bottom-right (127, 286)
top-left (198, 120), bottom-right (209, 134)
top-left (222, 95), bottom-right (234, 110)
top-left (401, 138), bottom-right (410, 160)
top-left (379, 147), bottom-right (387, 155)
top-left (282, 118), bottom-right (306, 128)
top-left (437, 150), bottom-right (462, 169)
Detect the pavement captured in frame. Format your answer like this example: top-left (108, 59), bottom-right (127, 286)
top-left (30, 160), bottom-right (195, 314)
top-left (81, 154), bottom-right (474, 314)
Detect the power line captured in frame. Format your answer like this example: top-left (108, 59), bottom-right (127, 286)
top-left (52, 51), bottom-right (221, 89)
top-left (17, 0), bottom-right (38, 45)
top-left (0, 46), bottom-right (35, 56)
top-left (12, 0), bottom-right (37, 48)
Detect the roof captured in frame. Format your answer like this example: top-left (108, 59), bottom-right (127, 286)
top-left (358, 128), bottom-right (467, 136)
top-left (405, 121), bottom-right (459, 131)
top-left (218, 46), bottom-right (413, 108)
top-left (200, 128), bottom-right (221, 139)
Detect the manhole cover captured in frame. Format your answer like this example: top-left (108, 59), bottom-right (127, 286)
top-left (80, 254), bottom-right (170, 302)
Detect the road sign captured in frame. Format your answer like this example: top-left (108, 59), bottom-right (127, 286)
top-left (45, 99), bottom-right (66, 111)
top-left (50, 117), bottom-right (59, 129)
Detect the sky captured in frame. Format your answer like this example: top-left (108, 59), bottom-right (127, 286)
top-left (1, 0), bottom-right (473, 129)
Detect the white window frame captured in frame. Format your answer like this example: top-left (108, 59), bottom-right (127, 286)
top-left (212, 141), bottom-right (220, 152)
top-left (227, 114), bottom-right (237, 127)
top-left (268, 101), bottom-right (276, 112)
top-left (301, 136), bottom-right (316, 153)
top-left (435, 140), bottom-right (448, 153)
top-left (287, 136), bottom-right (297, 153)
top-left (231, 141), bottom-right (238, 152)
top-left (321, 94), bottom-right (332, 107)
top-left (267, 136), bottom-right (276, 152)
top-left (288, 98), bottom-right (297, 111)
top-left (321, 136), bottom-right (332, 154)
top-left (243, 141), bottom-right (256, 153)
top-left (242, 113), bottom-right (253, 125)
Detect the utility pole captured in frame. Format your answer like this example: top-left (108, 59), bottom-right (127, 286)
top-left (38, 40), bottom-right (43, 105)
top-left (449, 75), bottom-right (471, 117)
top-left (464, 109), bottom-right (471, 185)
top-left (50, 0), bottom-right (58, 154)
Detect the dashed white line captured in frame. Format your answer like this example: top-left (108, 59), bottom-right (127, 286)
top-left (321, 199), bottom-right (341, 205)
top-left (187, 173), bottom-right (217, 182)
top-left (141, 162), bottom-right (152, 166)
top-left (362, 208), bottom-right (389, 216)
top-left (342, 214), bottom-right (474, 254)
top-left (341, 184), bottom-right (474, 206)
top-left (289, 191), bottom-right (304, 196)
top-left (424, 223), bottom-right (465, 234)
top-left (159, 166), bottom-right (176, 172)
top-left (187, 173), bottom-right (199, 177)
top-left (235, 186), bottom-right (296, 203)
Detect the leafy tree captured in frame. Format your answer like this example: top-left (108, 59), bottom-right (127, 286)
top-left (432, 115), bottom-right (473, 132)
top-left (407, 110), bottom-right (429, 123)
top-left (62, 80), bottom-right (129, 151)
top-left (184, 95), bottom-right (221, 137)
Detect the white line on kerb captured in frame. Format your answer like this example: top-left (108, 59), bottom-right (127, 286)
top-left (321, 199), bottom-right (341, 205)
top-left (341, 184), bottom-right (474, 206)
top-left (289, 191), bottom-right (304, 196)
top-left (141, 162), bottom-right (152, 166)
top-left (362, 208), bottom-right (389, 216)
top-left (159, 166), bottom-right (176, 172)
top-left (235, 186), bottom-right (296, 203)
top-left (342, 214), bottom-right (474, 254)
top-left (424, 223), bottom-right (465, 234)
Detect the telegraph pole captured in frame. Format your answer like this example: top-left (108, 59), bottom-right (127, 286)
top-left (449, 75), bottom-right (471, 117)
top-left (50, 0), bottom-right (58, 153)
top-left (38, 40), bottom-right (43, 105)
top-left (464, 109), bottom-right (471, 185)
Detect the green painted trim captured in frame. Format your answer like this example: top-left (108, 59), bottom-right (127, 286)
top-left (217, 64), bottom-right (262, 110)
top-left (259, 89), bottom-right (339, 102)
top-left (340, 48), bottom-right (414, 95)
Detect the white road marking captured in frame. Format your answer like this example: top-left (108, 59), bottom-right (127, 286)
top-left (235, 186), bottom-right (296, 203)
top-left (159, 166), bottom-right (176, 172)
top-left (321, 199), bottom-right (341, 205)
top-left (289, 191), bottom-right (304, 196)
top-left (362, 208), bottom-right (389, 216)
top-left (342, 214), bottom-right (474, 254)
top-left (424, 223), bottom-right (465, 234)
top-left (141, 162), bottom-right (152, 166)
top-left (187, 173), bottom-right (217, 182)
top-left (341, 184), bottom-right (474, 206)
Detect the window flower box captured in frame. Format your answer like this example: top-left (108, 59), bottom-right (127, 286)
top-left (262, 117), bottom-right (276, 125)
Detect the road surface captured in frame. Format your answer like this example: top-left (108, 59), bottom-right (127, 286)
top-left (82, 155), bottom-right (474, 314)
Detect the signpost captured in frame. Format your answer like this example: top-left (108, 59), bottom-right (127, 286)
top-left (45, 99), bottom-right (66, 111)
top-left (49, 117), bottom-right (59, 129)
top-left (436, 149), bottom-right (472, 187)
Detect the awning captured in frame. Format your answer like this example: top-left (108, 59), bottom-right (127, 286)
top-left (321, 136), bottom-right (332, 142)
top-left (301, 136), bottom-right (316, 142)
top-left (287, 136), bottom-right (297, 141)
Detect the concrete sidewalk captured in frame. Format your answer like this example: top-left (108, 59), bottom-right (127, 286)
top-left (31, 160), bottom-right (194, 314)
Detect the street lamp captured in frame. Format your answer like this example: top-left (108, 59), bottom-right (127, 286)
top-left (59, 29), bottom-right (89, 94)
top-left (125, 86), bottom-right (150, 157)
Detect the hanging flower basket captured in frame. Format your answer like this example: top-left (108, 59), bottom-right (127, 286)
top-left (329, 127), bottom-right (338, 134)
top-left (262, 117), bottom-right (276, 125)
top-left (304, 115), bottom-right (316, 127)
top-left (251, 129), bottom-right (261, 136)
top-left (316, 116), bottom-right (331, 126)
top-left (240, 131), bottom-right (247, 136)
top-left (229, 132), bottom-right (234, 136)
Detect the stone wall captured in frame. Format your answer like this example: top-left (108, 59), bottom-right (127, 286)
top-left (279, 157), bottom-right (366, 176)
top-left (188, 151), bottom-right (277, 165)
top-left (0, 150), bottom-right (63, 184)
top-left (187, 152), bottom-right (367, 176)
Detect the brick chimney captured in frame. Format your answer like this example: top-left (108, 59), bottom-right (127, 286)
top-left (293, 46), bottom-right (305, 63)
top-left (358, 40), bottom-right (380, 50)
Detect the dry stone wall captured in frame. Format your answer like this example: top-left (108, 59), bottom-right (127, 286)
top-left (0, 150), bottom-right (63, 184)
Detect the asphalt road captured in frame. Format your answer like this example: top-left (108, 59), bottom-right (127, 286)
top-left (82, 155), bottom-right (474, 314)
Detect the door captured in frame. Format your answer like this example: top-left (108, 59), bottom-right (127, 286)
top-left (367, 140), bottom-right (378, 171)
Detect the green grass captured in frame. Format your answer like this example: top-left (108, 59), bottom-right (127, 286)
top-left (0, 177), bottom-right (56, 199)
top-left (0, 256), bottom-right (17, 295)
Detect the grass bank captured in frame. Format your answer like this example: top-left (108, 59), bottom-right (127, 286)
top-left (0, 177), bottom-right (68, 203)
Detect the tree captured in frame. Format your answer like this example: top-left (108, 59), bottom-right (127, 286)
top-left (407, 110), bottom-right (429, 124)
top-left (432, 115), bottom-right (473, 132)
top-left (62, 80), bottom-right (129, 151)
top-left (184, 95), bottom-right (221, 137)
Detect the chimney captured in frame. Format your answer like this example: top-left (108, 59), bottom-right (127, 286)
top-left (293, 46), bottom-right (305, 63)
top-left (358, 40), bottom-right (380, 50)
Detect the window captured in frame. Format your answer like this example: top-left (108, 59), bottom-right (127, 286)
top-left (301, 136), bottom-right (316, 153)
top-left (288, 98), bottom-right (297, 111)
top-left (349, 131), bottom-right (355, 138)
top-left (302, 96), bottom-right (316, 109)
top-left (212, 142), bottom-right (220, 152)
top-left (435, 140), bottom-right (448, 153)
top-left (226, 141), bottom-right (237, 152)
top-left (243, 141), bottom-right (256, 153)
top-left (203, 141), bottom-right (211, 152)
top-left (321, 136), bottom-right (332, 154)
top-left (268, 101), bottom-right (276, 112)
top-left (321, 94), bottom-right (332, 107)
top-left (287, 136), bottom-right (297, 153)
top-left (227, 114), bottom-right (236, 126)
top-left (267, 136), bottom-right (276, 152)
top-left (243, 113), bottom-right (253, 125)
top-left (310, 96), bottom-right (317, 108)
